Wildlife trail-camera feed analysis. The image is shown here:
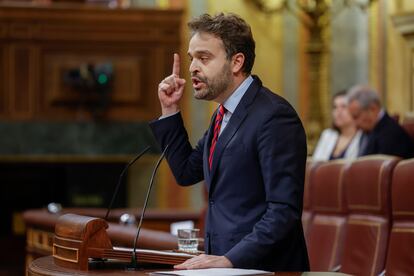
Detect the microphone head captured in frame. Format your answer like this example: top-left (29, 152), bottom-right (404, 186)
top-left (47, 202), bottom-right (62, 214)
top-left (119, 213), bottom-right (137, 226)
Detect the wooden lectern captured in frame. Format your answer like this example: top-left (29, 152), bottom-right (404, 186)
top-left (53, 214), bottom-right (193, 271)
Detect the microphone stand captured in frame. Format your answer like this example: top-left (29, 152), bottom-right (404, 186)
top-left (129, 144), bottom-right (169, 269)
top-left (104, 145), bottom-right (151, 221)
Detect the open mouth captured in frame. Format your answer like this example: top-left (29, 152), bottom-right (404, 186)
top-left (191, 77), bottom-right (205, 90)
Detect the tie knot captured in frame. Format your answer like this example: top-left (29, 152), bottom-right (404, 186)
top-left (218, 105), bottom-right (226, 117)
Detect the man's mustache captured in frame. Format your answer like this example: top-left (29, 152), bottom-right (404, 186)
top-left (191, 74), bottom-right (207, 83)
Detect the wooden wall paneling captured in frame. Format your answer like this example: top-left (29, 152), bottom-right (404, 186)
top-left (392, 12), bottom-right (414, 112)
top-left (0, 3), bottom-right (182, 121)
top-left (0, 18), bottom-right (6, 115)
top-left (9, 44), bottom-right (35, 119)
top-left (0, 44), bottom-right (7, 116)
top-left (39, 44), bottom-right (159, 121)
top-left (411, 49), bottom-right (414, 110)
top-left (0, 21), bottom-right (9, 117)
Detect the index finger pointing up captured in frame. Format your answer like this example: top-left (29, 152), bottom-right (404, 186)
top-left (172, 53), bottom-right (180, 77)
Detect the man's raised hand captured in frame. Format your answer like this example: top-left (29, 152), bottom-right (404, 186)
top-left (158, 53), bottom-right (186, 116)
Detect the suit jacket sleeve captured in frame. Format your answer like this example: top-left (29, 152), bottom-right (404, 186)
top-left (149, 112), bottom-right (205, 186)
top-left (377, 128), bottom-right (414, 159)
top-left (224, 103), bottom-right (307, 268)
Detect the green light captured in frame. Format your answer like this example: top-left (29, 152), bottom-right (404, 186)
top-left (98, 74), bottom-right (108, 85)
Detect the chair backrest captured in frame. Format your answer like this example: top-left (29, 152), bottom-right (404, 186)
top-left (302, 160), bottom-right (322, 237)
top-left (340, 155), bottom-right (400, 276)
top-left (306, 160), bottom-right (348, 271)
top-left (385, 158), bottom-right (414, 275)
top-left (402, 117), bottom-right (414, 143)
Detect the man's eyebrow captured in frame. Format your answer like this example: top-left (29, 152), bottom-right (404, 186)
top-left (188, 50), bottom-right (213, 57)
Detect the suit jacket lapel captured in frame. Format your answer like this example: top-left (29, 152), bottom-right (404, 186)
top-left (209, 105), bottom-right (247, 180)
top-left (209, 76), bottom-right (261, 189)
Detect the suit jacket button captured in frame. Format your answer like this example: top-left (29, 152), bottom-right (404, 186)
top-left (209, 199), bottom-right (214, 205)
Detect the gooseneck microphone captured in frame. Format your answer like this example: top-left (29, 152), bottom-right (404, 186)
top-left (130, 144), bottom-right (169, 269)
top-left (104, 145), bottom-right (151, 221)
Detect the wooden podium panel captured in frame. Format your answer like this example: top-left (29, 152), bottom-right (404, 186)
top-left (28, 256), bottom-right (353, 276)
top-left (28, 256), bottom-right (160, 276)
top-left (50, 213), bottom-right (193, 271)
top-left (27, 213), bottom-right (193, 275)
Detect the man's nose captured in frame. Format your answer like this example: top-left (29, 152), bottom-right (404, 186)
top-left (189, 59), bottom-right (199, 74)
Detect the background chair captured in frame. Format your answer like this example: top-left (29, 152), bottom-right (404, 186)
top-left (340, 155), bottom-right (400, 276)
top-left (302, 160), bottom-right (323, 238)
top-left (385, 158), bottom-right (414, 276)
top-left (306, 160), bottom-right (348, 271)
top-left (402, 116), bottom-right (414, 143)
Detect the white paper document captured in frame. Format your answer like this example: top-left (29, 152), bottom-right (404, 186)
top-left (149, 268), bottom-right (274, 276)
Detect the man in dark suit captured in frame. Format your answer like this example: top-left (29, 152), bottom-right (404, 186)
top-left (149, 13), bottom-right (309, 271)
top-left (347, 85), bottom-right (414, 159)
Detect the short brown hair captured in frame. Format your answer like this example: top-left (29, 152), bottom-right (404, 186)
top-left (188, 13), bottom-right (256, 74)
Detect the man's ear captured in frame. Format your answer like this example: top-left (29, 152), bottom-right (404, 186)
top-left (231, 53), bottom-right (245, 74)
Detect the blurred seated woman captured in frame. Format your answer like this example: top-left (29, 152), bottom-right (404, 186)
top-left (313, 90), bottom-right (362, 161)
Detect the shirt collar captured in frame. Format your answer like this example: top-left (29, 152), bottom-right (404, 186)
top-left (221, 75), bottom-right (254, 114)
top-left (377, 109), bottom-right (385, 121)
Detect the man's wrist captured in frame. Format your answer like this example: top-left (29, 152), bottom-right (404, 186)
top-left (221, 256), bottom-right (233, 268)
top-left (161, 106), bottom-right (180, 117)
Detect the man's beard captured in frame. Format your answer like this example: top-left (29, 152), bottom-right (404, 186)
top-left (193, 62), bottom-right (232, 101)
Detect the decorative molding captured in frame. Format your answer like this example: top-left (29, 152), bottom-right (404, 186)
top-left (392, 12), bottom-right (414, 110)
top-left (249, 0), bottom-right (376, 150)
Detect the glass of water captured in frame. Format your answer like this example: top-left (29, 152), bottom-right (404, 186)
top-left (177, 228), bottom-right (199, 253)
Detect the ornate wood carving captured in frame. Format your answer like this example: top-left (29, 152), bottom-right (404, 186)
top-left (392, 12), bottom-right (414, 111)
top-left (52, 213), bottom-right (193, 271)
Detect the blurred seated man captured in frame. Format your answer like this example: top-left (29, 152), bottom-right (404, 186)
top-left (347, 85), bottom-right (414, 159)
top-left (313, 90), bottom-right (362, 161)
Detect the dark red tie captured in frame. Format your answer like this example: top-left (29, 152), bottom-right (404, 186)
top-left (209, 105), bottom-right (225, 170)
